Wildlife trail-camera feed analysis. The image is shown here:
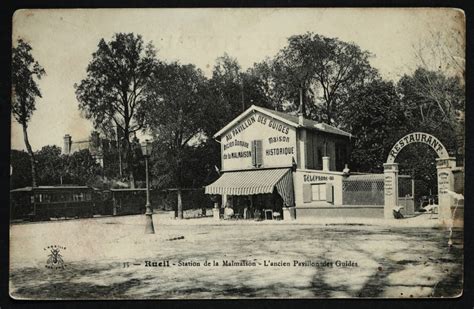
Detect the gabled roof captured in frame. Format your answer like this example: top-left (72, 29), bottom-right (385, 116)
top-left (213, 105), bottom-right (352, 138)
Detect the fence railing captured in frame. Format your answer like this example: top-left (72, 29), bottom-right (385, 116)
top-left (342, 174), bottom-right (385, 206)
top-left (342, 174), bottom-right (414, 207)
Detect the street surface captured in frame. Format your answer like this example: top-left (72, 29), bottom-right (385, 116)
top-left (10, 212), bottom-right (463, 299)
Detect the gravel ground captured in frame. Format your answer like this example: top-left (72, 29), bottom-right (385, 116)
top-left (9, 212), bottom-right (463, 299)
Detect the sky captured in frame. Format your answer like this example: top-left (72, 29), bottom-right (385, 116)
top-left (11, 8), bottom-right (465, 151)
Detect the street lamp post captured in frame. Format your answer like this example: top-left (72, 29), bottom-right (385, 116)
top-left (141, 139), bottom-right (155, 234)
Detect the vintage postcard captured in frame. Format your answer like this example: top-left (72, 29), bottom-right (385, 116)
top-left (9, 8), bottom-right (464, 299)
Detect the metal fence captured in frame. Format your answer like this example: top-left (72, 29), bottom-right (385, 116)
top-left (398, 175), bottom-right (414, 198)
top-left (398, 175), bottom-right (415, 215)
top-left (342, 174), bottom-right (385, 206)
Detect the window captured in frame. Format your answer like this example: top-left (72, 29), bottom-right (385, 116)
top-left (73, 193), bottom-right (85, 201)
top-left (251, 140), bottom-right (263, 168)
top-left (35, 193), bottom-right (51, 203)
top-left (311, 183), bottom-right (326, 201)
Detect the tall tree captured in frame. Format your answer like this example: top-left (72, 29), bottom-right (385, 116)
top-left (407, 24), bottom-right (465, 164)
top-left (341, 79), bottom-right (408, 172)
top-left (75, 33), bottom-right (157, 187)
top-left (246, 59), bottom-right (290, 112)
top-left (140, 62), bottom-right (209, 219)
top-left (206, 54), bottom-right (275, 137)
top-left (12, 39), bottom-right (46, 187)
top-left (206, 53), bottom-right (244, 136)
top-left (273, 33), bottom-right (377, 124)
top-left (397, 68), bottom-right (465, 162)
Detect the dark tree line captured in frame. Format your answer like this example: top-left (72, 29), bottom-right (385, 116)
top-left (11, 146), bottom-right (101, 189)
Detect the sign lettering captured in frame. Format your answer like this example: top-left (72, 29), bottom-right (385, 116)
top-left (225, 113), bottom-right (291, 142)
top-left (304, 175), bottom-right (334, 182)
top-left (266, 147), bottom-right (294, 156)
top-left (223, 140), bottom-right (250, 151)
top-left (268, 136), bottom-right (290, 144)
top-left (223, 151), bottom-right (252, 160)
top-left (387, 132), bottom-right (449, 164)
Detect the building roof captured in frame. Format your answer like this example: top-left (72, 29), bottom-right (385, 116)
top-left (69, 140), bottom-right (103, 157)
top-left (69, 140), bottom-right (91, 154)
top-left (213, 105), bottom-right (352, 139)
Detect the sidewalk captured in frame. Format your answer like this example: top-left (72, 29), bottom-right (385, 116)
top-left (154, 211), bottom-right (453, 229)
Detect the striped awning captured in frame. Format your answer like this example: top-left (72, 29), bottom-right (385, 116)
top-left (205, 168), bottom-right (294, 207)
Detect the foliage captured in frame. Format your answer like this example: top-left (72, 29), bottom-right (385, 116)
top-left (205, 54), bottom-right (276, 138)
top-left (140, 61), bottom-right (211, 218)
top-left (40, 30), bottom-right (465, 205)
top-left (397, 68), bottom-right (465, 160)
top-left (10, 150), bottom-right (32, 189)
top-left (12, 39), bottom-right (46, 187)
top-left (12, 39), bottom-right (46, 126)
top-left (11, 146), bottom-right (102, 188)
top-left (74, 33), bottom-right (158, 185)
top-left (271, 32), bottom-right (377, 124)
top-left (35, 145), bottom-right (64, 185)
top-left (64, 149), bottom-right (102, 185)
top-left (341, 80), bottom-right (409, 173)
top-left (394, 68), bottom-right (465, 197)
top-left (396, 144), bottom-right (438, 201)
top-left (205, 54), bottom-right (246, 138)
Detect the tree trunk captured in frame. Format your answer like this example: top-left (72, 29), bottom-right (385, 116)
top-left (122, 134), bottom-right (135, 188)
top-left (129, 170), bottom-right (135, 189)
top-left (177, 188), bottom-right (183, 220)
top-left (22, 124), bottom-right (37, 187)
top-left (326, 102), bottom-right (332, 124)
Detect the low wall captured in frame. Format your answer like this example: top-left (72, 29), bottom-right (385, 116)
top-left (296, 206), bottom-right (384, 218)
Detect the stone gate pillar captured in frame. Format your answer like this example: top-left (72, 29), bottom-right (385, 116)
top-left (436, 157), bottom-right (457, 224)
top-left (383, 163), bottom-right (399, 219)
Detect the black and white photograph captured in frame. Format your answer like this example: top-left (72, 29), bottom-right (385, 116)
top-left (9, 8), bottom-right (465, 299)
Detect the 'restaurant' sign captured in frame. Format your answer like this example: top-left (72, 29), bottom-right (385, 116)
top-left (386, 132), bottom-right (449, 164)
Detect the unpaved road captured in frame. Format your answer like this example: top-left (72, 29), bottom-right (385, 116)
top-left (9, 214), bottom-right (463, 299)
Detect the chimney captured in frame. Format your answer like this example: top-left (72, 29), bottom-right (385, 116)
top-left (298, 87), bottom-right (304, 125)
top-left (322, 156), bottom-right (330, 171)
top-left (63, 134), bottom-right (72, 155)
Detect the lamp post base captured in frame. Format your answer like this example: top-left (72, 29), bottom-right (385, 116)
top-left (145, 213), bottom-right (155, 234)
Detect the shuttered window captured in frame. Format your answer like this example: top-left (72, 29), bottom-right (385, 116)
top-left (311, 183), bottom-right (326, 201)
top-left (326, 183), bottom-right (334, 203)
top-left (251, 140), bottom-right (263, 168)
top-left (303, 183), bottom-right (334, 203)
top-left (303, 184), bottom-right (312, 203)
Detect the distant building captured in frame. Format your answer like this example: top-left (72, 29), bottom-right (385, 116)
top-left (62, 132), bottom-right (105, 167)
